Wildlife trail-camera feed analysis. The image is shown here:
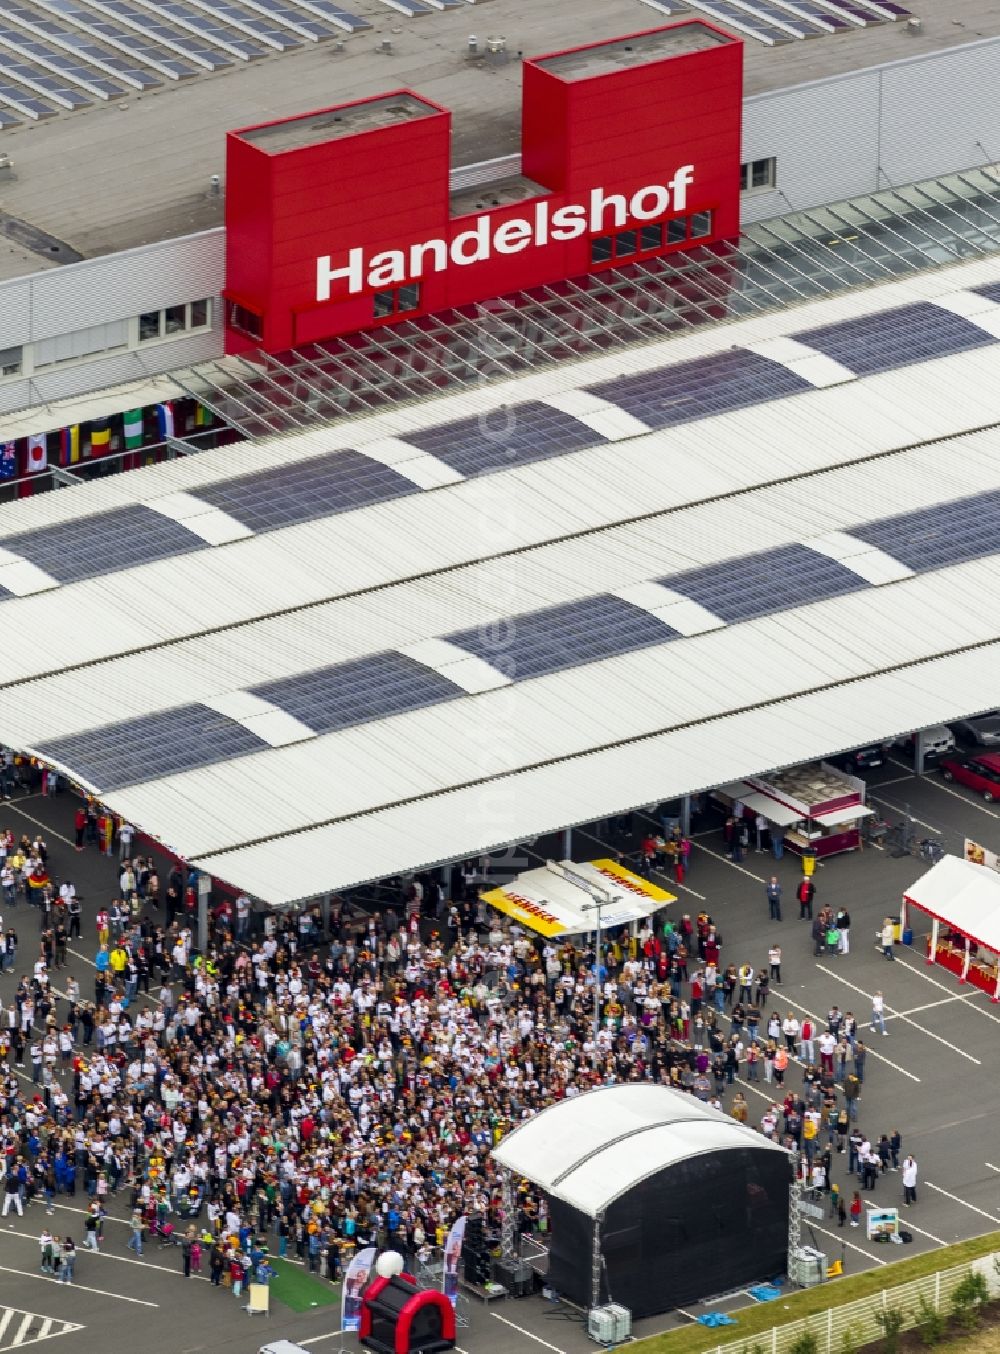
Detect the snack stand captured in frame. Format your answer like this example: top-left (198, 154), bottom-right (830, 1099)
top-left (716, 762), bottom-right (872, 859)
top-left (901, 854), bottom-right (1000, 1001)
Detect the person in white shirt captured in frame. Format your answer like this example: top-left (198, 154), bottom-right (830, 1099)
top-left (902, 1155), bottom-right (918, 1205)
top-left (871, 990), bottom-right (888, 1036)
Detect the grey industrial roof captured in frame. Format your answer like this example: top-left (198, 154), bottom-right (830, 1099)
top-left (0, 0), bottom-right (996, 273)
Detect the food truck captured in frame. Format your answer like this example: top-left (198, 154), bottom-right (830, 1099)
top-left (716, 761), bottom-right (873, 858)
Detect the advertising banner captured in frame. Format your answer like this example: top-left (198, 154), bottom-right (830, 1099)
top-left (442, 1215), bottom-right (467, 1308)
top-left (866, 1208), bottom-right (900, 1241)
top-left (965, 839), bottom-right (1000, 873)
top-left (341, 1245), bottom-right (376, 1333)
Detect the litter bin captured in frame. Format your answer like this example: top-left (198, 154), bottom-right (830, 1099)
top-left (891, 916), bottom-right (902, 944)
top-left (802, 849), bottom-right (817, 878)
top-left (902, 927), bottom-right (913, 946)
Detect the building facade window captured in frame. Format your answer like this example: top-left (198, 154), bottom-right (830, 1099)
top-left (590, 212), bottom-right (715, 268)
top-left (740, 157), bottom-right (777, 193)
top-left (140, 299), bottom-right (213, 343)
top-left (373, 284), bottom-right (421, 320)
top-left (0, 345), bottom-right (22, 378)
top-left (34, 319), bottom-right (129, 369)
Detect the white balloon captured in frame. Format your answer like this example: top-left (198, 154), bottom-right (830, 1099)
top-left (375, 1251), bottom-right (405, 1279)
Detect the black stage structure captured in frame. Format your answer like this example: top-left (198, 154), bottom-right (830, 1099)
top-left (493, 1084), bottom-right (793, 1317)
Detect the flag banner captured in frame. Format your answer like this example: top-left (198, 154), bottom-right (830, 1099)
top-left (195, 402), bottom-right (211, 427)
top-left (156, 402), bottom-right (175, 440)
top-left (0, 442), bottom-right (16, 480)
top-left (123, 408), bottom-right (144, 450)
top-left (60, 426), bottom-right (81, 466)
top-left (26, 434), bottom-right (47, 473)
top-left (341, 1245), bottom-right (375, 1333)
top-left (89, 420), bottom-right (110, 458)
top-left (442, 1215), bottom-right (466, 1308)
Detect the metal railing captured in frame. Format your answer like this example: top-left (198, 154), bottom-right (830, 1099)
top-left (697, 1252), bottom-right (1000, 1354)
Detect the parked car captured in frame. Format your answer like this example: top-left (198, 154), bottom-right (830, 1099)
top-left (826, 744), bottom-right (889, 773)
top-left (896, 725), bottom-right (957, 762)
top-left (949, 714), bottom-right (1000, 748)
top-left (939, 752), bottom-right (1000, 802)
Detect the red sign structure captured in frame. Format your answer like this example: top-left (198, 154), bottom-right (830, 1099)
top-left (224, 20), bottom-right (743, 356)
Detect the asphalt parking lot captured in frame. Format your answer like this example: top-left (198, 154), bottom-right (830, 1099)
top-left (0, 751), bottom-right (999, 1354)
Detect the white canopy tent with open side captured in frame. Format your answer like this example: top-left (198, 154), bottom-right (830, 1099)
top-left (902, 854), bottom-right (1000, 999)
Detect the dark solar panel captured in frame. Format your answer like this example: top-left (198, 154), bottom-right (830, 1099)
top-left (405, 401), bottom-right (605, 477)
top-left (587, 349), bottom-right (812, 429)
top-left (851, 489), bottom-right (1000, 573)
top-left (252, 652), bottom-right (463, 733)
top-left (446, 594), bottom-right (677, 681)
top-left (973, 281), bottom-right (1000, 305)
top-left (659, 544), bottom-right (867, 625)
top-left (796, 301), bottom-right (995, 376)
top-left (7, 505), bottom-right (203, 583)
top-left (195, 450), bottom-right (417, 532)
top-left (36, 703), bottom-right (268, 791)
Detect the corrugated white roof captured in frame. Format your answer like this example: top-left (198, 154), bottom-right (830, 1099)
top-left (491, 1085), bottom-right (787, 1218)
top-left (0, 254), bottom-right (998, 902)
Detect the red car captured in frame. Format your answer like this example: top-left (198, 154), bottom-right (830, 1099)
top-left (940, 752), bottom-right (1000, 802)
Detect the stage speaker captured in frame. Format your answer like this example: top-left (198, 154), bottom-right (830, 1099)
top-left (462, 1248), bottom-right (491, 1285)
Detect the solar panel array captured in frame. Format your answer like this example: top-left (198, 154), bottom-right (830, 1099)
top-left (851, 489), bottom-right (1000, 574)
top-left (973, 281), bottom-right (1000, 305)
top-left (797, 301), bottom-right (995, 377)
top-left (196, 449), bottom-right (417, 532)
top-left (405, 401), bottom-right (607, 478)
top-left (252, 652), bottom-right (465, 734)
top-left (684, 0), bottom-right (909, 44)
top-left (587, 348), bottom-right (813, 429)
top-left (37, 702), bottom-right (269, 790)
top-left (0, 0), bottom-right (369, 120)
top-left (3, 504), bottom-right (203, 583)
top-left (447, 594), bottom-right (678, 682)
top-left (660, 544), bottom-right (867, 625)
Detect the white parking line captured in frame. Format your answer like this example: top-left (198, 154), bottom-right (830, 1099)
top-left (692, 841), bottom-right (767, 883)
top-left (808, 1220), bottom-right (887, 1266)
top-left (301, 1332), bottom-right (347, 1346)
top-left (776, 993), bottom-right (919, 1082)
top-left (891, 955), bottom-right (1000, 1026)
top-left (874, 774), bottom-right (921, 789)
top-left (3, 803), bottom-right (74, 848)
top-left (492, 1313), bottom-right (567, 1353)
top-left (815, 964), bottom-right (981, 1065)
top-left (926, 777), bottom-right (1000, 820)
top-left (985, 1163), bottom-right (1000, 1174)
top-left (867, 794), bottom-right (942, 834)
top-left (925, 1182), bottom-right (1000, 1224)
top-left (0, 1262), bottom-right (157, 1307)
top-left (863, 1200), bottom-right (946, 1247)
top-left (894, 994), bottom-right (978, 1017)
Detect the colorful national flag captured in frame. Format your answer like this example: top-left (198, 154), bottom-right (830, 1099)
top-left (156, 402), bottom-right (175, 440)
top-left (25, 434), bottom-right (47, 473)
top-left (0, 442), bottom-right (16, 480)
top-left (123, 408), bottom-right (144, 450)
top-left (195, 403), bottom-right (211, 427)
top-left (90, 420), bottom-right (110, 458)
top-left (60, 425), bottom-right (81, 466)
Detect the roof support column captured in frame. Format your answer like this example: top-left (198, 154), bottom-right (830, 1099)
top-left (197, 873), bottom-right (210, 955)
top-left (680, 795), bottom-right (691, 838)
top-left (914, 727), bottom-right (927, 776)
top-left (562, 827), bottom-right (573, 860)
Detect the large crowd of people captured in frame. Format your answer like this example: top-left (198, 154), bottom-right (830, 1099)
top-left (0, 812), bottom-right (916, 1293)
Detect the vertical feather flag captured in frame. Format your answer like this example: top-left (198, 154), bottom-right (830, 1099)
top-left (194, 403), bottom-right (211, 427)
top-left (60, 425), bottom-right (81, 466)
top-left (156, 402), bottom-right (175, 440)
top-left (0, 442), bottom-right (16, 480)
top-left (25, 434), bottom-right (47, 473)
